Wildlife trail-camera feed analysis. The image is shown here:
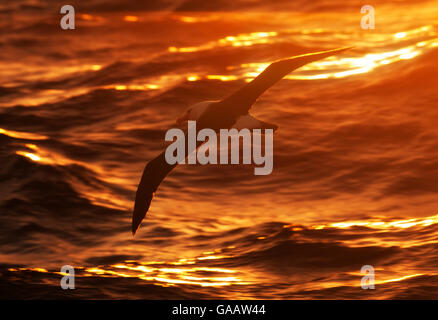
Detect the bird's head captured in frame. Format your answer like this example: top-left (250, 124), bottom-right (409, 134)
top-left (176, 101), bottom-right (214, 126)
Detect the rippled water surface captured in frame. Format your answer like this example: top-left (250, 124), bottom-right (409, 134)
top-left (1, 0), bottom-right (438, 299)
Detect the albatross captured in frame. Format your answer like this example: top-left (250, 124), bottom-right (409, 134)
top-left (132, 47), bottom-right (352, 235)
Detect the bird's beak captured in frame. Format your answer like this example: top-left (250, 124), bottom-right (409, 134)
top-left (176, 112), bottom-right (188, 126)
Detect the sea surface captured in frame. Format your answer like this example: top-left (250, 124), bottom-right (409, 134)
top-left (1, 0), bottom-right (438, 299)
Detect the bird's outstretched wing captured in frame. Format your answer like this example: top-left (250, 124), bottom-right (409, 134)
top-left (217, 47), bottom-right (352, 118)
top-left (132, 150), bottom-right (176, 235)
top-left (132, 138), bottom-right (205, 235)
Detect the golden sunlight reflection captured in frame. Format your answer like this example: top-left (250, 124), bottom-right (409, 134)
top-left (8, 267), bottom-right (48, 273)
top-left (309, 213), bottom-right (438, 231)
top-left (169, 25), bottom-right (437, 82)
top-left (111, 84), bottom-right (160, 91)
top-left (124, 16), bottom-right (139, 22)
top-left (8, 260), bottom-right (431, 294)
top-left (0, 128), bottom-right (48, 140)
top-left (15, 151), bottom-right (41, 162)
top-left (378, 273), bottom-right (424, 284)
top-left (176, 15), bottom-right (220, 23)
top-left (1, 63), bottom-right (105, 85)
top-left (242, 40), bottom-right (433, 81)
top-left (206, 75), bottom-right (238, 81)
top-left (15, 143), bottom-right (74, 166)
top-left (347, 268), bottom-right (427, 286)
top-left (79, 14), bottom-right (104, 23)
top-left (187, 75), bottom-right (200, 82)
top-left (8, 264), bottom-right (431, 297)
top-left (1, 87), bottom-right (94, 107)
top-left (0, 63), bottom-right (107, 107)
top-left (81, 261), bottom-right (250, 287)
top-left (168, 31), bottom-right (278, 53)
top-left (104, 75), bottom-right (182, 95)
top-left (197, 255), bottom-right (230, 261)
top-left (311, 272), bottom-right (430, 292)
top-left (14, 143), bottom-right (132, 210)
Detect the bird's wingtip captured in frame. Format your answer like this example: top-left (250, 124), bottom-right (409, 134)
top-left (322, 46), bottom-right (354, 54)
top-left (296, 46), bottom-right (354, 63)
top-left (282, 46), bottom-right (354, 65)
top-left (131, 191), bottom-right (153, 237)
top-left (131, 217), bottom-right (142, 236)
top-left (338, 45), bottom-right (355, 51)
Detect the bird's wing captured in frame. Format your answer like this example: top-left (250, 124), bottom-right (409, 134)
top-left (218, 47), bottom-right (352, 117)
top-left (132, 150), bottom-right (176, 235)
top-left (232, 114), bottom-right (278, 131)
top-left (132, 137), bottom-right (205, 235)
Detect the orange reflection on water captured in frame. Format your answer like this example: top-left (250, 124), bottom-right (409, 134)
top-left (0, 63), bottom-right (105, 107)
top-left (0, 128), bottom-right (47, 140)
top-left (378, 273), bottom-right (424, 284)
top-left (111, 84), bottom-right (159, 91)
top-left (168, 31), bottom-right (277, 53)
top-left (15, 151), bottom-right (41, 162)
top-left (8, 267), bottom-right (48, 273)
top-left (175, 24), bottom-right (436, 83)
top-left (15, 143), bottom-right (71, 166)
top-left (187, 75), bottom-right (200, 81)
top-left (176, 15), bottom-right (220, 23)
top-left (197, 255), bottom-right (230, 261)
top-left (314, 271), bottom-right (429, 293)
top-left (82, 261), bottom-right (249, 287)
top-left (206, 75), bottom-right (238, 81)
top-left (310, 213), bottom-right (438, 230)
top-left (124, 16), bottom-right (139, 22)
top-left (80, 14), bottom-right (104, 23)
top-left (14, 143), bottom-right (133, 210)
top-left (244, 40), bottom-right (433, 80)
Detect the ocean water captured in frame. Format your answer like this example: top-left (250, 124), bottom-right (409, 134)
top-left (1, 0), bottom-right (438, 299)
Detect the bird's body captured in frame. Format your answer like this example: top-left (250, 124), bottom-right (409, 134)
top-left (132, 47), bottom-right (352, 235)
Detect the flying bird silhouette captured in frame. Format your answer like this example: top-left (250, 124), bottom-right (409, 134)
top-left (132, 47), bottom-right (352, 235)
